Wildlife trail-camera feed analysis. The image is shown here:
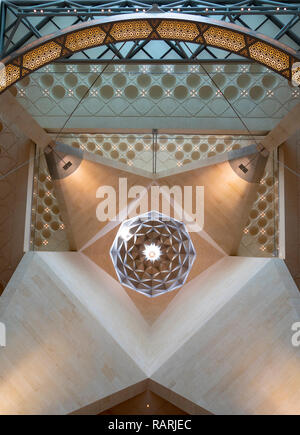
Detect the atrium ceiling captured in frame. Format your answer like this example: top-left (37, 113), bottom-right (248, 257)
top-left (1, 1), bottom-right (300, 61)
top-left (0, 0), bottom-right (300, 416)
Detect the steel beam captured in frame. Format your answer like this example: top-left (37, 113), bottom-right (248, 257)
top-left (1, 1), bottom-right (300, 61)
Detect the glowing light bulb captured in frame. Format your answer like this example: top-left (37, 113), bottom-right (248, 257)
top-left (143, 244), bottom-right (161, 262)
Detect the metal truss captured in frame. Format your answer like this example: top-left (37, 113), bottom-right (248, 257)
top-left (1, 1), bottom-right (300, 62)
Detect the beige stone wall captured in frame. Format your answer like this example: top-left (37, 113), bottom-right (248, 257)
top-left (0, 111), bottom-right (31, 294)
top-left (1, 253), bottom-right (300, 414)
top-left (283, 129), bottom-right (300, 290)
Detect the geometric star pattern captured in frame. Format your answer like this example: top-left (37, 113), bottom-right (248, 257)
top-left (110, 211), bottom-right (196, 297)
top-left (14, 62), bottom-right (300, 133)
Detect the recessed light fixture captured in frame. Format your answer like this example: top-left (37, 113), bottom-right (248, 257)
top-left (63, 161), bottom-right (72, 171)
top-left (143, 243), bottom-right (161, 262)
top-left (239, 163), bottom-right (248, 173)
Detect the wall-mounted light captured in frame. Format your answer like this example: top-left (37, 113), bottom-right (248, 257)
top-left (63, 161), bottom-right (72, 171)
top-left (228, 144), bottom-right (269, 183)
top-left (239, 163), bottom-right (248, 174)
top-left (45, 142), bottom-right (83, 180)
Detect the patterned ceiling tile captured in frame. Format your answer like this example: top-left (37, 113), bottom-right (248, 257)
top-left (13, 62), bottom-right (300, 130)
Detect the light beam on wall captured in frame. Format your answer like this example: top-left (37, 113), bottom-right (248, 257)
top-left (228, 144), bottom-right (269, 183)
top-left (44, 142), bottom-right (83, 180)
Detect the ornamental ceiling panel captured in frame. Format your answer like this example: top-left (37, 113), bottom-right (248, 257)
top-left (1, 12), bottom-right (299, 93)
top-left (12, 62), bottom-right (300, 131)
top-left (65, 27), bottom-right (106, 52)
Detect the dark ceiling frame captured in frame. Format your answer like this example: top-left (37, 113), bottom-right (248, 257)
top-left (0, 11), bottom-right (299, 95)
top-left (1, 1), bottom-right (300, 61)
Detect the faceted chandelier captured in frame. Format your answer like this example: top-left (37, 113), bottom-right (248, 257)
top-left (110, 211), bottom-right (196, 297)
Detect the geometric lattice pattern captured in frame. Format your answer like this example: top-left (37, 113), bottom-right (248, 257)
top-left (110, 211), bottom-right (196, 297)
top-left (65, 27), bottom-right (106, 52)
top-left (30, 153), bottom-right (69, 252)
top-left (203, 27), bottom-right (246, 53)
top-left (14, 62), bottom-right (300, 133)
top-left (1, 14), bottom-right (299, 94)
top-left (23, 42), bottom-right (62, 70)
top-left (28, 131), bottom-right (279, 257)
top-left (239, 154), bottom-right (279, 258)
top-left (28, 134), bottom-right (279, 257)
top-left (249, 42), bottom-right (290, 72)
top-left (156, 20), bottom-right (199, 41)
top-left (56, 132), bottom-right (267, 174)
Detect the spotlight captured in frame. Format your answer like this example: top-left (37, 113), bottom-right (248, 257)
top-left (143, 243), bottom-right (162, 262)
top-left (45, 143), bottom-right (83, 180)
top-left (63, 161), bottom-right (73, 171)
top-left (239, 163), bottom-right (248, 173)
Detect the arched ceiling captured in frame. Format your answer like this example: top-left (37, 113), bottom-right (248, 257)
top-left (1, 1), bottom-right (300, 61)
top-left (0, 12), bottom-right (299, 94)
